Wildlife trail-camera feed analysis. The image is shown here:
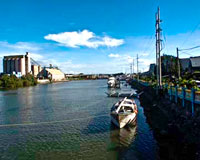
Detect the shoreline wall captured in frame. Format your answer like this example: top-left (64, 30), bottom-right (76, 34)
top-left (131, 81), bottom-right (200, 159)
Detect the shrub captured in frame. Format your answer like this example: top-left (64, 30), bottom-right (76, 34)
top-left (23, 80), bottom-right (31, 87)
top-left (0, 74), bottom-right (37, 89)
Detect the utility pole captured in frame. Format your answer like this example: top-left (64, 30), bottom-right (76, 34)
top-left (130, 63), bottom-right (132, 75)
top-left (137, 54), bottom-right (139, 81)
top-left (132, 59), bottom-right (134, 77)
top-left (177, 47), bottom-right (181, 79)
top-left (156, 7), bottom-right (162, 90)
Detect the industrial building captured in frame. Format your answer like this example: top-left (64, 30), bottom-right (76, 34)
top-left (45, 68), bottom-right (65, 81)
top-left (42, 68), bottom-right (65, 81)
top-left (38, 64), bottom-right (65, 81)
top-left (3, 52), bottom-right (31, 76)
top-left (31, 65), bottom-right (42, 77)
top-left (3, 52), bottom-right (43, 78)
top-left (3, 53), bottom-right (65, 81)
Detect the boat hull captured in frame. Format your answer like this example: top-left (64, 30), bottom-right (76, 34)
top-left (111, 112), bottom-right (137, 128)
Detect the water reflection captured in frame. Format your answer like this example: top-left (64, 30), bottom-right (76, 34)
top-left (0, 80), bottom-right (158, 160)
top-left (110, 123), bottom-right (137, 148)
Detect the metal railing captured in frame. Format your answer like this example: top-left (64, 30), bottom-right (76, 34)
top-left (134, 80), bottom-right (200, 116)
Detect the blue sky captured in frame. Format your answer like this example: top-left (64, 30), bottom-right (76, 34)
top-left (0, 0), bottom-right (200, 73)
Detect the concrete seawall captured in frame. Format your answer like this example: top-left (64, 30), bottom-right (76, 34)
top-left (37, 79), bottom-right (69, 84)
top-left (37, 79), bottom-right (50, 84)
top-left (131, 81), bottom-right (200, 159)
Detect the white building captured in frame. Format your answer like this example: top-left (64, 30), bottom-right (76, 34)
top-left (43, 68), bottom-right (65, 81)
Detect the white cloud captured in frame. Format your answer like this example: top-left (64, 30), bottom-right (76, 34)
top-left (108, 53), bottom-right (133, 63)
top-left (2, 30), bottom-right (200, 74)
top-left (108, 52), bottom-right (155, 73)
top-left (58, 61), bottom-right (123, 74)
top-left (108, 53), bottom-right (120, 58)
top-left (44, 30), bottom-right (124, 48)
top-left (0, 42), bottom-right (41, 51)
top-left (138, 58), bottom-right (154, 71)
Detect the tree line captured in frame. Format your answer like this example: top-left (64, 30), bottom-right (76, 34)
top-left (0, 74), bottom-right (37, 89)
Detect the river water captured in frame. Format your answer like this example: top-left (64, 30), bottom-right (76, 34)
top-left (0, 80), bottom-right (158, 160)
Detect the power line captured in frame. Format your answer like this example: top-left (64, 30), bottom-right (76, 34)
top-left (179, 51), bottom-right (193, 55)
top-left (142, 33), bottom-right (155, 55)
top-left (140, 0), bottom-right (158, 56)
top-left (180, 21), bottom-right (200, 48)
top-left (162, 30), bottom-right (169, 54)
top-left (177, 46), bottom-right (200, 58)
top-left (178, 45), bottom-right (200, 51)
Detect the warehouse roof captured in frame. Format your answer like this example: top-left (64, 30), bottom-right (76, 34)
top-left (45, 68), bottom-right (64, 75)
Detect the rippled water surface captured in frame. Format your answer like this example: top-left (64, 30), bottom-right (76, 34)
top-left (0, 80), bottom-right (158, 159)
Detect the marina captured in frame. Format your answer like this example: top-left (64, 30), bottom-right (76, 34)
top-left (0, 80), bottom-right (158, 159)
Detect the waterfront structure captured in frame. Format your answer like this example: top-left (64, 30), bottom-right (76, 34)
top-left (41, 66), bottom-right (65, 81)
top-left (31, 65), bottom-right (42, 77)
top-left (3, 52), bottom-right (31, 76)
top-left (190, 56), bottom-right (200, 72)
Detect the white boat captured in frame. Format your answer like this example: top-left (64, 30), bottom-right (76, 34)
top-left (107, 77), bottom-right (120, 88)
top-left (110, 97), bottom-right (138, 128)
top-left (107, 77), bottom-right (116, 88)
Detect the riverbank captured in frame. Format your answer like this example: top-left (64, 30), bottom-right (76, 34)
top-left (131, 81), bottom-right (200, 159)
top-left (0, 76), bottom-right (100, 89)
top-left (37, 79), bottom-right (70, 84)
top-left (0, 74), bottom-right (37, 89)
